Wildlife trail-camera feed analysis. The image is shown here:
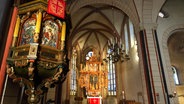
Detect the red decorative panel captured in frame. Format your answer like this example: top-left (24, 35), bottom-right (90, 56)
top-left (89, 98), bottom-right (100, 104)
top-left (47, 0), bottom-right (66, 19)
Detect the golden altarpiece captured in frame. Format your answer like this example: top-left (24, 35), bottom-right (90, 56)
top-left (78, 54), bottom-right (108, 98)
top-left (6, 0), bottom-right (69, 104)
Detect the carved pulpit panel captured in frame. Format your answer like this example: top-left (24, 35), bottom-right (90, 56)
top-left (42, 20), bottom-right (59, 47)
top-left (20, 18), bottom-right (36, 45)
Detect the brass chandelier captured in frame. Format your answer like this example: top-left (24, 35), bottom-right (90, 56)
top-left (104, 6), bottom-right (130, 63)
top-left (105, 38), bottom-right (130, 63)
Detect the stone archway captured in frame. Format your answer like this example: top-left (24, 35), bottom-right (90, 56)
top-left (162, 24), bottom-right (184, 104)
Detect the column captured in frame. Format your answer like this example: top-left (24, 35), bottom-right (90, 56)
top-left (140, 23), bottom-right (168, 104)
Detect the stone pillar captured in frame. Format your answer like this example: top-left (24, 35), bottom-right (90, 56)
top-left (140, 23), bottom-right (169, 104)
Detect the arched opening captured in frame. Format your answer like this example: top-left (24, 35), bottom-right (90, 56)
top-left (167, 30), bottom-right (184, 103)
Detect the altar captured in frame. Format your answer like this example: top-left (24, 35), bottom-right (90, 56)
top-left (87, 96), bottom-right (102, 104)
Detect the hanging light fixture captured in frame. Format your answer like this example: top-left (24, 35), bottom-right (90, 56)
top-left (104, 6), bottom-right (130, 63)
top-left (106, 38), bottom-right (130, 63)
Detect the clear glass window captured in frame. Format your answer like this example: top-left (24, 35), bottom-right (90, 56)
top-left (172, 66), bottom-right (180, 85)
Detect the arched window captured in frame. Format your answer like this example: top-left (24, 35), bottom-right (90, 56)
top-left (129, 19), bottom-right (135, 48)
top-left (108, 54), bottom-right (116, 95)
top-left (70, 49), bottom-right (77, 95)
top-left (171, 66), bottom-right (180, 85)
top-left (86, 51), bottom-right (93, 61)
top-left (124, 23), bottom-right (129, 54)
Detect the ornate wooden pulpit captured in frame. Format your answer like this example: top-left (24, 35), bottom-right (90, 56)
top-left (6, 0), bottom-right (70, 104)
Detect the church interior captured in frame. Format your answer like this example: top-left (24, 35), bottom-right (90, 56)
top-left (0, 0), bottom-right (184, 104)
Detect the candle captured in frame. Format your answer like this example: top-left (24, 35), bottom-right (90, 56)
top-left (120, 39), bottom-right (122, 45)
top-left (122, 91), bottom-right (125, 99)
top-left (108, 40), bottom-right (110, 46)
top-left (110, 38), bottom-right (113, 43)
top-left (126, 49), bottom-right (129, 54)
top-left (61, 21), bottom-right (66, 41)
top-left (35, 11), bottom-right (42, 33)
top-left (122, 44), bottom-right (125, 50)
top-left (14, 15), bottom-right (20, 37)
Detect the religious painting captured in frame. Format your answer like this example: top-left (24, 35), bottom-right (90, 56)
top-left (90, 75), bottom-right (98, 90)
top-left (42, 20), bottom-right (59, 48)
top-left (20, 18), bottom-right (36, 45)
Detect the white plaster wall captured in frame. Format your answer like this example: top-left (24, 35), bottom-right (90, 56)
top-left (123, 45), bottom-right (143, 103)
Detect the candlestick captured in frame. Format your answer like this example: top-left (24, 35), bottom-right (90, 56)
top-left (115, 37), bottom-right (117, 43)
top-left (122, 44), bottom-right (125, 50)
top-left (126, 49), bottom-right (129, 55)
top-left (35, 10), bottom-right (42, 34)
top-left (14, 15), bottom-right (20, 37)
top-left (108, 40), bottom-right (110, 46)
top-left (61, 22), bottom-right (66, 41)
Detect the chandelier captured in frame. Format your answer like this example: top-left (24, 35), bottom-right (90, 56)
top-left (78, 54), bottom-right (108, 97)
top-left (105, 38), bottom-right (130, 63)
top-left (104, 6), bottom-right (130, 63)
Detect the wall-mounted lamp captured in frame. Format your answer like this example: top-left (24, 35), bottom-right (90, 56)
top-left (158, 10), bottom-right (169, 18)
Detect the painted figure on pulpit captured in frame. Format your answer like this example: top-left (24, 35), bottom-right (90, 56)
top-left (21, 18), bottom-right (36, 45)
top-left (42, 20), bottom-right (58, 47)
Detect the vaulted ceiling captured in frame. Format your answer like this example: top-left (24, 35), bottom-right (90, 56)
top-left (68, 4), bottom-right (127, 53)
top-left (65, 0), bottom-right (166, 56)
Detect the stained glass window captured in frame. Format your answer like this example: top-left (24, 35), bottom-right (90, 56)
top-left (108, 55), bottom-right (116, 95)
top-left (70, 49), bottom-right (77, 95)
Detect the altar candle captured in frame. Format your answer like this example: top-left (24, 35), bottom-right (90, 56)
top-left (122, 44), bottom-right (125, 50)
top-left (61, 22), bottom-right (66, 41)
top-left (14, 15), bottom-right (20, 37)
top-left (35, 11), bottom-right (42, 33)
top-left (108, 40), bottom-right (110, 46)
top-left (115, 37), bottom-right (117, 43)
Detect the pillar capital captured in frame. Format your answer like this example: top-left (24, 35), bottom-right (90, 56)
top-left (139, 22), bottom-right (158, 31)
